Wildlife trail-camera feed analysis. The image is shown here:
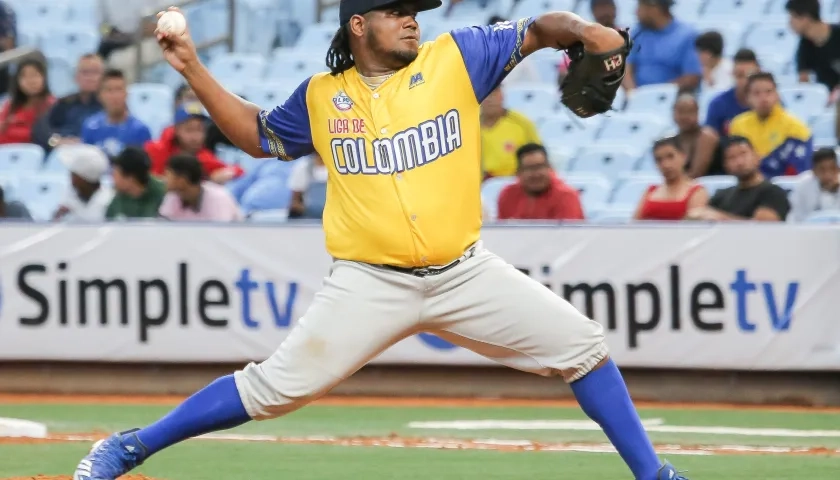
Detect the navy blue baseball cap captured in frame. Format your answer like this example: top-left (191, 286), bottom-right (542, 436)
top-left (339, 0), bottom-right (442, 25)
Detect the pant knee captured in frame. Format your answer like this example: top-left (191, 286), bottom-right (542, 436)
top-left (234, 359), bottom-right (339, 420)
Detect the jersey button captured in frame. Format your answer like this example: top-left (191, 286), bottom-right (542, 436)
top-left (410, 214), bottom-right (417, 221)
top-left (373, 93), bottom-right (380, 99)
top-left (380, 128), bottom-right (387, 134)
top-left (396, 174), bottom-right (402, 180)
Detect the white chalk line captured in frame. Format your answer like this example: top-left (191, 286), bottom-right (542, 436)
top-left (406, 420), bottom-right (840, 438)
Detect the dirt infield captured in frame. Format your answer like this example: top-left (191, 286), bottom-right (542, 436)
top-left (1, 394), bottom-right (838, 413)
top-left (0, 476), bottom-right (161, 480)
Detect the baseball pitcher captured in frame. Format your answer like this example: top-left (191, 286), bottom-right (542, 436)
top-left (74, 1), bottom-right (687, 479)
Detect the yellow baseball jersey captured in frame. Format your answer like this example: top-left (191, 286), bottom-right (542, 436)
top-left (257, 18), bottom-right (536, 267)
top-left (481, 110), bottom-right (542, 177)
top-left (728, 105), bottom-right (813, 177)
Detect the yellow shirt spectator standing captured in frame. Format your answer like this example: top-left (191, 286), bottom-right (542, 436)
top-left (480, 86), bottom-right (541, 178)
top-left (728, 72), bottom-right (813, 178)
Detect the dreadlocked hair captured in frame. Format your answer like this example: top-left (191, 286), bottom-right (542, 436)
top-left (326, 25), bottom-right (355, 75)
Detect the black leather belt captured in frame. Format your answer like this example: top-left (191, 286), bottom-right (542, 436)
top-left (379, 245), bottom-right (477, 278)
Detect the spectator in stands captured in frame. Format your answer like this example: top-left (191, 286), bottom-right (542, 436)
top-left (81, 69), bottom-right (152, 158)
top-left (0, 1), bottom-right (16, 95)
top-left (686, 136), bottom-right (790, 221)
top-left (634, 136), bottom-right (708, 221)
top-left (159, 154), bottom-right (243, 222)
top-left (0, 185), bottom-right (32, 221)
top-left (0, 58), bottom-right (55, 145)
top-left (106, 147), bottom-right (166, 219)
top-left (624, 0), bottom-right (702, 92)
top-left (695, 31), bottom-right (732, 91)
top-left (672, 92), bottom-right (722, 177)
top-left (591, 0), bottom-right (619, 30)
top-left (789, 148), bottom-right (840, 222)
top-left (497, 144), bottom-right (584, 221)
top-left (32, 54), bottom-right (104, 152)
top-left (288, 153), bottom-right (328, 219)
top-left (145, 102), bottom-right (243, 183)
top-left (705, 49), bottom-right (760, 137)
top-left (173, 84), bottom-right (233, 152)
top-left (787, 0), bottom-right (840, 97)
top-left (53, 144), bottom-right (114, 222)
top-left (480, 87), bottom-right (541, 179)
top-left (729, 72), bottom-right (813, 178)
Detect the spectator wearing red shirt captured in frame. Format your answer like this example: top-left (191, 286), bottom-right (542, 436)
top-left (634, 136), bottom-right (708, 221)
top-left (0, 58), bottom-right (55, 145)
top-left (145, 102), bottom-right (242, 183)
top-left (497, 143), bottom-right (585, 221)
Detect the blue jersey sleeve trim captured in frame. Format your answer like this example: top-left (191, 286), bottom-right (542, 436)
top-left (451, 17), bottom-right (536, 103)
top-left (257, 77), bottom-right (315, 160)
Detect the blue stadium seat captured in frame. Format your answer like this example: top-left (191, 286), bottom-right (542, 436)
top-left (528, 52), bottom-right (564, 84)
top-left (240, 177), bottom-right (293, 213)
top-left (249, 209), bottom-right (290, 223)
top-left (268, 49), bottom-right (330, 85)
top-left (809, 113), bottom-right (837, 147)
top-left (589, 205), bottom-right (635, 223)
top-left (624, 84), bottom-right (679, 115)
top-left (702, 0), bottom-right (771, 17)
top-left (595, 114), bottom-right (670, 147)
top-left (0, 174), bottom-right (19, 200)
top-left (481, 176), bottom-right (517, 219)
top-left (671, 0), bottom-right (704, 18)
top-left (610, 175), bottom-right (659, 205)
top-left (9, 0), bottom-right (70, 26)
top-left (770, 175), bottom-right (800, 196)
top-left (295, 23), bottom-right (340, 53)
top-left (239, 82), bottom-right (295, 109)
top-left (568, 145), bottom-right (642, 181)
top-left (208, 54), bottom-right (268, 92)
top-left (692, 19), bottom-right (747, 57)
top-left (0, 144), bottom-right (45, 172)
top-left (538, 115), bottom-right (601, 152)
top-left (564, 174), bottom-right (613, 214)
top-left (128, 84), bottom-right (176, 136)
top-left (743, 23), bottom-right (798, 64)
top-left (421, 20), bottom-right (477, 42)
top-left (512, 0), bottom-right (576, 18)
top-left (697, 87), bottom-right (727, 124)
top-left (504, 84), bottom-right (559, 118)
top-left (805, 210), bottom-right (840, 223)
top-left (16, 174), bottom-right (69, 221)
top-left (40, 27), bottom-right (100, 67)
top-left (778, 85), bottom-right (830, 124)
top-left (46, 56), bottom-right (76, 98)
top-left (697, 175), bottom-right (737, 195)
top-left (65, 0), bottom-right (98, 25)
top-left (543, 141), bottom-right (577, 171)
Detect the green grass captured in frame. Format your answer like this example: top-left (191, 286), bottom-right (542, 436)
top-left (1, 402), bottom-right (839, 479)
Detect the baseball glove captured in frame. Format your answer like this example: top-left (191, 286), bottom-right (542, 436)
top-left (560, 29), bottom-right (633, 118)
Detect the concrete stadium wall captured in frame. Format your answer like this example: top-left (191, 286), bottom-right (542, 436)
top-left (0, 362), bottom-right (838, 406)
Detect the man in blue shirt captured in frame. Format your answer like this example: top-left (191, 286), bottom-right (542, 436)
top-left (624, 0), bottom-right (702, 92)
top-left (705, 49), bottom-right (760, 137)
top-left (81, 69), bottom-right (152, 158)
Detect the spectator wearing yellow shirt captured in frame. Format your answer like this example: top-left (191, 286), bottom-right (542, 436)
top-left (480, 86), bottom-right (542, 179)
top-left (729, 72), bottom-right (813, 178)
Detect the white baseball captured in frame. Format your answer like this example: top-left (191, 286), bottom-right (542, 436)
top-left (157, 11), bottom-right (187, 36)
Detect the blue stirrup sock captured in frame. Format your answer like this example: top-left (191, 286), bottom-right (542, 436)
top-left (134, 374), bottom-right (251, 456)
top-left (570, 359), bottom-right (662, 480)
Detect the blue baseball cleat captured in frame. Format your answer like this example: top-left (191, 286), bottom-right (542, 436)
top-left (73, 429), bottom-right (147, 480)
top-left (657, 461), bottom-right (689, 479)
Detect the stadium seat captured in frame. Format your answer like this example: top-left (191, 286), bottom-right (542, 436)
top-left (778, 85), bottom-right (830, 124)
top-left (543, 141), bottom-right (577, 171)
top-left (295, 23), bottom-right (340, 53)
top-left (670, 0), bottom-right (703, 17)
top-left (701, 0), bottom-right (771, 17)
top-left (0, 173), bottom-right (19, 200)
top-left (40, 27), bottom-right (100, 67)
top-left (208, 54), bottom-right (268, 92)
top-left (538, 115), bottom-right (601, 152)
top-left (743, 23), bottom-right (798, 64)
top-left (528, 51), bottom-right (564, 84)
top-left (481, 176), bottom-right (517, 219)
top-left (421, 20), bottom-right (478, 42)
top-left (128, 84), bottom-right (176, 135)
top-left (15, 174), bottom-right (69, 221)
top-left (0, 144), bottom-right (45, 172)
top-left (595, 114), bottom-right (670, 147)
top-left (810, 113), bottom-right (837, 147)
top-left (623, 84), bottom-right (679, 115)
top-left (239, 82), bottom-right (295, 109)
top-left (249, 209), bottom-right (291, 223)
top-left (589, 205), bottom-right (635, 223)
top-left (240, 177), bottom-right (293, 213)
top-left (564, 174), bottom-right (613, 214)
top-left (10, 0), bottom-right (70, 26)
top-left (692, 19), bottom-right (747, 57)
top-left (805, 210), bottom-right (840, 223)
top-left (46, 56), bottom-right (76, 98)
top-left (504, 84), bottom-right (559, 118)
top-left (513, 0), bottom-right (576, 18)
top-left (568, 145), bottom-right (642, 181)
top-left (697, 175), bottom-right (737, 195)
top-left (610, 175), bottom-right (659, 205)
top-left (268, 49), bottom-right (330, 85)
top-left (771, 175), bottom-right (800, 195)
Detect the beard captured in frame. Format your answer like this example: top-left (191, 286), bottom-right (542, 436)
top-left (367, 29), bottom-right (419, 70)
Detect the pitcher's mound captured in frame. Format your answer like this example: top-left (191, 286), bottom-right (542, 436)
top-left (2, 476), bottom-right (163, 480)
